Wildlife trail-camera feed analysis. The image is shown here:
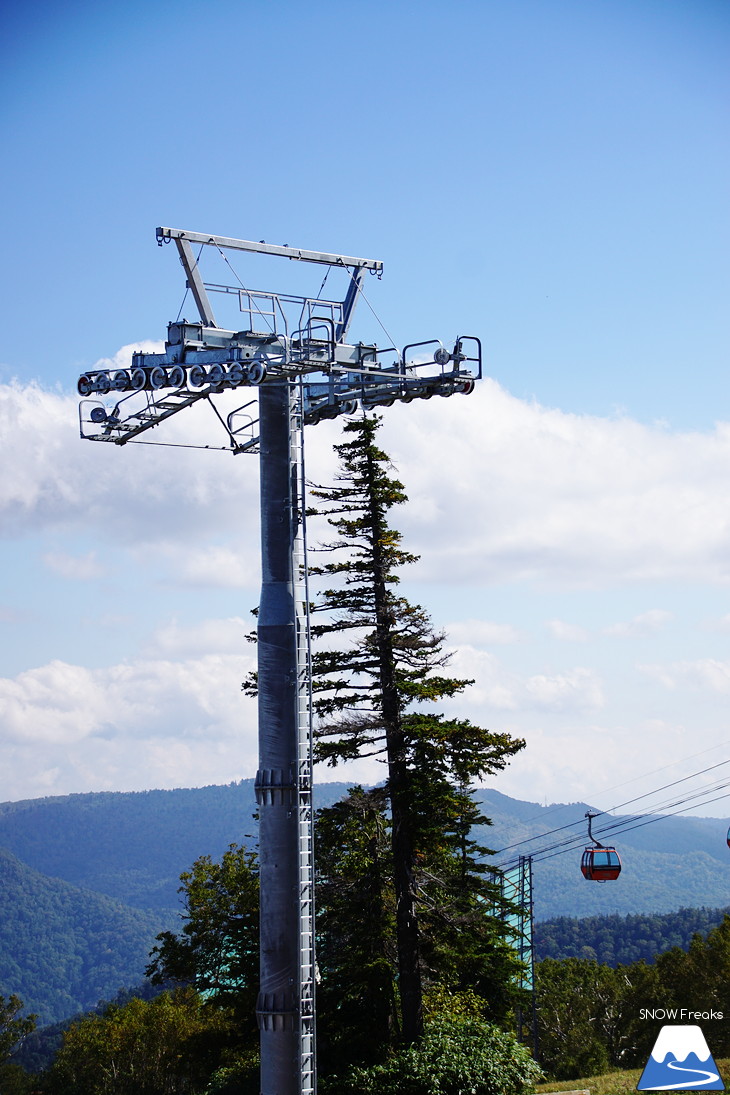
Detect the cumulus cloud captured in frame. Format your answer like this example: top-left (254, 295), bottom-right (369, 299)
top-left (86, 342), bottom-right (165, 374)
top-left (603, 609), bottom-right (673, 638)
top-left (481, 715), bottom-right (710, 816)
top-left (375, 380), bottom-right (730, 588)
top-left (442, 646), bottom-right (520, 710)
top-left (5, 370), bottom-right (730, 592)
top-left (0, 611), bottom-right (601, 801)
top-left (640, 658), bottom-right (730, 694)
top-left (0, 371), bottom-right (260, 548)
top-left (524, 667), bottom-right (605, 710)
top-left (0, 620), bottom-right (723, 812)
top-left (546, 619), bottom-right (590, 642)
top-left (0, 652), bottom-right (255, 745)
top-left (0, 647), bottom-right (258, 800)
top-left (443, 645), bottom-right (605, 713)
top-left (4, 364), bottom-right (730, 808)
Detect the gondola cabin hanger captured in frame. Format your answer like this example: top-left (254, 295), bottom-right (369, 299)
top-left (581, 811), bottom-right (622, 882)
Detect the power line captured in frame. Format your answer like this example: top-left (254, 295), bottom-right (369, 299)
top-left (493, 755), bottom-right (730, 859)
top-left (494, 780), bottom-right (730, 871)
top-left (608, 757), bottom-right (730, 816)
top-left (533, 789), bottom-right (730, 866)
top-left (489, 736), bottom-right (730, 833)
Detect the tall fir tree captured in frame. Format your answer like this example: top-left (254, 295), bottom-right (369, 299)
top-left (313, 785), bottom-right (528, 1084)
top-left (308, 415), bottom-right (525, 1045)
top-left (314, 785), bottom-right (398, 1075)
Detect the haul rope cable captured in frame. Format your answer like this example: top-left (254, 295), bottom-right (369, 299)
top-left (495, 785), bottom-right (730, 871)
top-left (493, 755), bottom-right (730, 860)
top-left (532, 788), bottom-right (730, 866)
top-left (494, 778), bottom-right (730, 871)
top-left (494, 735), bottom-right (730, 833)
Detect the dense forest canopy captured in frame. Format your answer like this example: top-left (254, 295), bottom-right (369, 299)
top-left (536, 905), bottom-right (730, 966)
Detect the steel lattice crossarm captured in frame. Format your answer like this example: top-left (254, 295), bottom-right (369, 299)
top-left (77, 227), bottom-right (481, 450)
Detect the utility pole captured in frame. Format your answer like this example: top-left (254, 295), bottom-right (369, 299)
top-left (255, 380), bottom-right (301, 1089)
top-left (77, 227), bottom-right (481, 1094)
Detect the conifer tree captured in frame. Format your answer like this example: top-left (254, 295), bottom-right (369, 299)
top-left (314, 785), bottom-right (398, 1074)
top-left (314, 784), bottom-right (527, 1083)
top-left (308, 415), bottom-right (525, 1045)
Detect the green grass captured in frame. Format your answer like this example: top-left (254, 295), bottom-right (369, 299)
top-left (535, 1058), bottom-right (729, 1095)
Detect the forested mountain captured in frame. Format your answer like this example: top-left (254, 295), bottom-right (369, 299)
top-left (0, 847), bottom-right (170, 1024)
top-left (0, 781), bottom-right (349, 909)
top-left (1, 782), bottom-right (727, 921)
top-left (536, 905), bottom-right (729, 966)
top-left (0, 780), bottom-right (728, 1026)
top-left (0, 782), bottom-right (349, 1024)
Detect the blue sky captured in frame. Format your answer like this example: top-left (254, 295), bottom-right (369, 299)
top-left (1, 0), bottom-right (729, 825)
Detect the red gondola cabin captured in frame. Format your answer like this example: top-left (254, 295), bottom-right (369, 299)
top-left (581, 846), bottom-right (622, 882)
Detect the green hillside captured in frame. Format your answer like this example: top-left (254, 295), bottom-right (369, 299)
top-left (0, 847), bottom-right (172, 1025)
top-left (1, 782), bottom-right (727, 922)
top-left (0, 782), bottom-right (261, 910)
top-left (0, 781), bottom-right (350, 910)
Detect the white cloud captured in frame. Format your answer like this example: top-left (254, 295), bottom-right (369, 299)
top-left (86, 342), bottom-right (165, 374)
top-left (6, 372), bottom-right (730, 593)
top-left (0, 652), bottom-right (255, 746)
top-left (375, 380), bottom-right (730, 588)
top-left (546, 619), bottom-right (590, 642)
top-left (0, 375), bottom-right (260, 547)
top-left (4, 367), bottom-right (730, 810)
top-left (0, 650), bottom-right (258, 800)
top-left (603, 609), bottom-right (673, 638)
top-left (442, 645), bottom-right (605, 714)
top-left (0, 661), bottom-right (102, 745)
top-left (2, 638), bottom-right (607, 801)
top-left (444, 646), bottom-right (520, 710)
top-left (640, 658), bottom-right (730, 695)
top-left (525, 667), bottom-right (605, 711)
top-left (444, 618), bottom-right (523, 646)
top-left (43, 549), bottom-right (106, 580)
top-left (482, 716), bottom-right (710, 816)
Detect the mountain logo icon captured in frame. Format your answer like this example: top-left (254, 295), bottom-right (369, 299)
top-left (637, 1025), bottom-right (724, 1091)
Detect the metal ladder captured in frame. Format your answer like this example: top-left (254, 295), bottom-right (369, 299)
top-left (290, 381), bottom-right (317, 1095)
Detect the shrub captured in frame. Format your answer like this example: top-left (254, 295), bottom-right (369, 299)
top-left (337, 1015), bottom-right (543, 1095)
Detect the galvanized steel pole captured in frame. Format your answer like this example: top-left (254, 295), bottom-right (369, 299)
top-left (255, 380), bottom-right (301, 1095)
top-left (77, 227), bottom-right (481, 1095)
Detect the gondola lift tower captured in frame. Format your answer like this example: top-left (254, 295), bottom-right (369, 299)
top-left (77, 227), bottom-right (482, 1095)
